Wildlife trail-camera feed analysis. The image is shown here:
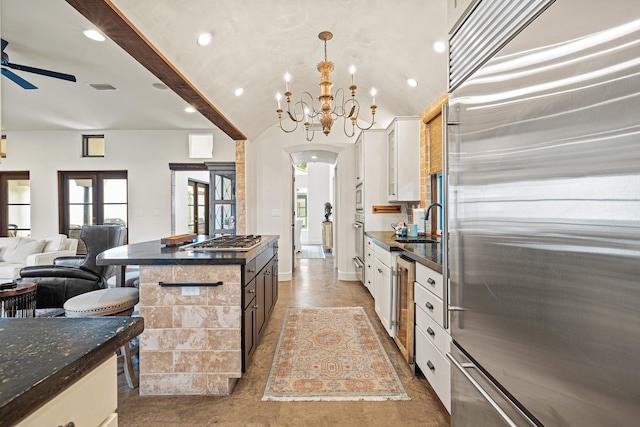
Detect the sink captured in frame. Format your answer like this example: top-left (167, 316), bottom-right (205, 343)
top-left (393, 237), bottom-right (438, 244)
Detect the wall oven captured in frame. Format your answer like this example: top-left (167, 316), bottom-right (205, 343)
top-left (353, 212), bottom-right (365, 283)
top-left (394, 255), bottom-right (415, 365)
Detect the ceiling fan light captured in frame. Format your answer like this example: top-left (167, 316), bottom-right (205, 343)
top-left (83, 29), bottom-right (105, 42)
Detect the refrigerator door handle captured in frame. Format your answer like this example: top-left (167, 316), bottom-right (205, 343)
top-left (447, 352), bottom-right (519, 427)
top-left (442, 102), bottom-right (450, 329)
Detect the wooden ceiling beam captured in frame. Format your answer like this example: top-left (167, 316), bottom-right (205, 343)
top-left (66, 0), bottom-right (247, 141)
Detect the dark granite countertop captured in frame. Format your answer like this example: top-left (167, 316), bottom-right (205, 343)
top-left (97, 235), bottom-right (279, 266)
top-left (365, 230), bottom-right (443, 273)
top-left (0, 317), bottom-right (144, 426)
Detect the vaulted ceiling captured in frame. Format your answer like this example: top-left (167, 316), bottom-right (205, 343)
top-left (1, 0), bottom-right (448, 141)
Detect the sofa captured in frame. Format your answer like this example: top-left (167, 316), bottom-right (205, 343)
top-left (0, 235), bottom-right (78, 283)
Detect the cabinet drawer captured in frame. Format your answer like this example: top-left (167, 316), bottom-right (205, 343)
top-left (366, 245), bottom-right (375, 261)
top-left (415, 326), bottom-right (451, 413)
top-left (243, 279), bottom-right (256, 309)
top-left (416, 263), bottom-right (444, 300)
top-left (244, 258), bottom-right (257, 283)
top-left (374, 245), bottom-right (393, 267)
top-left (415, 281), bottom-right (445, 328)
top-left (415, 304), bottom-right (451, 356)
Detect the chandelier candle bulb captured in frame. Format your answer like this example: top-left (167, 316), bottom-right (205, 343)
top-left (350, 65), bottom-right (356, 85)
top-left (285, 73), bottom-right (290, 92)
top-left (276, 92), bottom-right (282, 109)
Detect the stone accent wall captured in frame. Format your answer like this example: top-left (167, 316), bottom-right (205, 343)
top-left (235, 140), bottom-right (246, 235)
top-left (138, 264), bottom-right (243, 396)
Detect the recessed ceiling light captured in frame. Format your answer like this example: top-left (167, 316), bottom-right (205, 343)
top-left (311, 155), bottom-right (318, 160)
top-left (234, 88), bottom-right (244, 97)
top-left (407, 78), bottom-right (418, 87)
top-left (185, 106), bottom-right (196, 113)
top-left (197, 32), bottom-right (212, 46)
top-left (433, 41), bottom-right (446, 53)
top-left (83, 29), bottom-right (105, 42)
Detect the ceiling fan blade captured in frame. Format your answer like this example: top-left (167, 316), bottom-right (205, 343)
top-left (6, 62), bottom-right (76, 82)
top-left (1, 67), bottom-right (38, 89)
top-left (1, 39), bottom-right (7, 52)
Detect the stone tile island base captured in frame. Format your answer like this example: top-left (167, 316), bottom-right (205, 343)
top-left (138, 264), bottom-right (242, 396)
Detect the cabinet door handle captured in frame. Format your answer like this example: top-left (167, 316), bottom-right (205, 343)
top-left (254, 304), bottom-right (259, 309)
top-left (427, 360), bottom-right (435, 371)
top-left (377, 268), bottom-right (383, 273)
top-left (248, 269), bottom-right (255, 273)
top-left (427, 278), bottom-right (436, 285)
top-left (248, 289), bottom-right (255, 294)
top-left (425, 301), bottom-right (434, 310)
top-left (427, 327), bottom-right (435, 336)
top-left (58, 423), bottom-right (75, 427)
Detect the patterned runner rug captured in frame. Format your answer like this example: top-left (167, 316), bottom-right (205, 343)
top-left (296, 245), bottom-right (325, 259)
top-left (263, 307), bottom-right (409, 401)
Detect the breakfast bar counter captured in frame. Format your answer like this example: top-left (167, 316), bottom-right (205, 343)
top-left (97, 235), bottom-right (279, 397)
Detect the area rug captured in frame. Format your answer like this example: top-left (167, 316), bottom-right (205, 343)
top-left (296, 245), bottom-right (326, 259)
top-left (262, 307), bottom-right (409, 401)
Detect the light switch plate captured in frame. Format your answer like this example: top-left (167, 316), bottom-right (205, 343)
top-left (271, 209), bottom-right (282, 217)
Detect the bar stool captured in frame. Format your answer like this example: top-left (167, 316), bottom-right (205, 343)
top-left (63, 287), bottom-right (140, 388)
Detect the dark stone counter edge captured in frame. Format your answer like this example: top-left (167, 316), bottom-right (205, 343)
top-left (97, 235), bottom-right (279, 266)
top-left (1, 318), bottom-right (144, 427)
top-left (365, 231), bottom-right (443, 274)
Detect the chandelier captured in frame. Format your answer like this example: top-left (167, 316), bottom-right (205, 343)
top-left (275, 31), bottom-right (377, 141)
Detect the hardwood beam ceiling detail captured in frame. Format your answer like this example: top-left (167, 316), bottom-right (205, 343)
top-left (66, 0), bottom-right (247, 141)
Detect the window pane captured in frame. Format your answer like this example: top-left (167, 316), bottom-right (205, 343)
top-left (7, 180), bottom-right (30, 203)
top-left (104, 204), bottom-right (128, 226)
top-left (214, 204), bottom-right (235, 230)
top-left (68, 179), bottom-right (93, 203)
top-left (214, 174), bottom-right (235, 201)
top-left (69, 204), bottom-right (93, 227)
top-left (103, 179), bottom-right (127, 203)
top-left (8, 205), bottom-right (31, 229)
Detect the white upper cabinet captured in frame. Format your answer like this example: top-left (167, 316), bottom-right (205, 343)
top-left (355, 134), bottom-right (364, 186)
top-left (387, 117), bottom-right (420, 202)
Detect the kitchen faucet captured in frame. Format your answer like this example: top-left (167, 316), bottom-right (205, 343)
top-left (425, 202), bottom-right (443, 235)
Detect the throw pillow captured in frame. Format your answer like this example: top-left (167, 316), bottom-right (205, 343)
top-left (44, 234), bottom-right (68, 252)
top-left (0, 237), bottom-right (21, 262)
top-left (8, 238), bottom-right (47, 264)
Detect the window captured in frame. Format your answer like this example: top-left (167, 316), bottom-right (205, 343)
top-left (82, 135), bottom-right (106, 157)
top-left (59, 171), bottom-right (128, 253)
top-left (296, 193), bottom-right (308, 229)
top-left (0, 172), bottom-right (30, 237)
top-left (210, 165), bottom-right (236, 235)
top-left (188, 179), bottom-right (209, 235)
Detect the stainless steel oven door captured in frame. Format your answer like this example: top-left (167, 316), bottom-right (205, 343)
top-left (353, 257), bottom-right (364, 284)
top-left (355, 183), bottom-right (364, 211)
top-left (353, 220), bottom-right (364, 261)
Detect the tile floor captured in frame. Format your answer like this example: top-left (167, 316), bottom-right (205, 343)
top-left (116, 252), bottom-right (450, 426)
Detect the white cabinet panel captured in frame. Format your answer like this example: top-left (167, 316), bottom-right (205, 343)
top-left (18, 355), bottom-right (117, 427)
top-left (415, 279), bottom-right (445, 328)
top-left (415, 326), bottom-right (451, 413)
top-left (387, 117), bottom-right (420, 202)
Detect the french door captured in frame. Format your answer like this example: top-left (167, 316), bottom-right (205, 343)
top-left (59, 171), bottom-right (128, 253)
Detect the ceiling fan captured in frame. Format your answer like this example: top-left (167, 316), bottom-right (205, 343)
top-left (1, 38), bottom-right (76, 89)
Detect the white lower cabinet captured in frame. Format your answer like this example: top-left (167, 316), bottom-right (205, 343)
top-left (365, 236), bottom-right (376, 295)
top-left (374, 244), bottom-right (397, 337)
top-left (18, 355), bottom-right (118, 426)
top-left (415, 265), bottom-right (451, 413)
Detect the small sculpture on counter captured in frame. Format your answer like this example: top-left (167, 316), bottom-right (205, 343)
top-left (324, 202), bottom-right (332, 222)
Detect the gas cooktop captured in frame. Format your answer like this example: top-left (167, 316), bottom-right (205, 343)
top-left (181, 235), bottom-right (262, 252)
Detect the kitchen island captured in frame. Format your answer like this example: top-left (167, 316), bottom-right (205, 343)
top-left (97, 235), bottom-right (279, 396)
top-left (0, 317), bottom-right (144, 426)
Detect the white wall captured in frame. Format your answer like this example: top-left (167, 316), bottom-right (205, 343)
top-left (246, 125), bottom-right (357, 281)
top-left (304, 163), bottom-right (332, 244)
top-left (0, 129), bottom-right (235, 241)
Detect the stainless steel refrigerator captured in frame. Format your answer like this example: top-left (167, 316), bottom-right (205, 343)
top-left (447, 0), bottom-right (640, 425)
